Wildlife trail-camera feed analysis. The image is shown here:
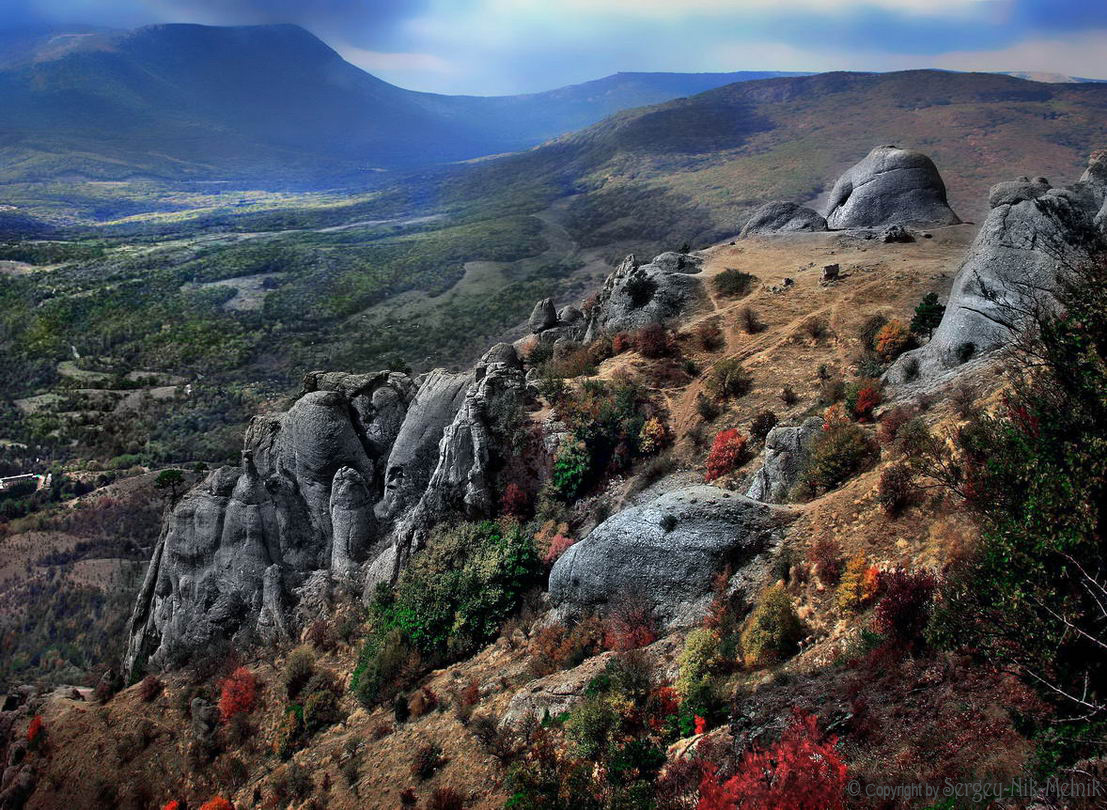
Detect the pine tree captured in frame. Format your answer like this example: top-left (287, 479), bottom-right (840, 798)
top-left (910, 292), bottom-right (945, 338)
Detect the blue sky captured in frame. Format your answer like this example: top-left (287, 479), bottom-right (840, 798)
top-left (5, 0), bottom-right (1107, 94)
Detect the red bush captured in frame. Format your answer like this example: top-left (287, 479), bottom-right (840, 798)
top-left (705, 429), bottom-right (747, 482)
top-left (874, 569), bottom-right (937, 644)
top-left (635, 323), bottom-right (670, 358)
top-left (604, 599), bottom-right (657, 651)
top-left (698, 711), bottom-right (846, 810)
top-left (199, 799), bottom-right (234, 810)
top-left (500, 483), bottom-right (530, 520)
top-left (810, 537), bottom-right (843, 585)
top-left (26, 715), bottom-right (43, 746)
top-left (163, 802), bottom-right (181, 810)
top-left (853, 384), bottom-right (882, 421)
top-left (139, 675), bottom-right (163, 702)
top-left (218, 666), bottom-right (257, 722)
top-left (542, 533), bottom-right (576, 565)
top-left (694, 715), bottom-right (708, 735)
top-left (613, 332), bottom-right (633, 354)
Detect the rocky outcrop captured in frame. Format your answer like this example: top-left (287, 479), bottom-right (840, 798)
top-left (580, 253), bottom-right (709, 340)
top-left (529, 298), bottom-right (557, 333)
top-left (745, 417), bottom-right (822, 503)
top-left (548, 485), bottom-right (794, 629)
top-left (988, 176), bottom-right (1051, 208)
top-left (741, 201), bottom-right (828, 237)
top-left (887, 155), bottom-right (1106, 386)
top-left (824, 145), bottom-right (961, 230)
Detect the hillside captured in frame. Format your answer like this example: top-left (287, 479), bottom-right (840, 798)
top-left (0, 23), bottom-right (800, 183)
top-left (5, 143), bottom-right (1106, 809)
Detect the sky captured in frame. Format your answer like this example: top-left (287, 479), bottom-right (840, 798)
top-left (3, 0), bottom-right (1107, 94)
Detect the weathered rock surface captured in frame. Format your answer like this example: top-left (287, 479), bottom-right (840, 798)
top-left (581, 253), bottom-right (709, 340)
top-left (988, 176), bottom-right (1052, 208)
top-left (529, 298), bottom-right (558, 333)
top-left (824, 145), bottom-right (961, 229)
top-left (741, 201), bottom-right (828, 237)
top-left (745, 417), bottom-right (822, 503)
top-left (887, 163), bottom-right (1105, 386)
top-left (549, 485), bottom-right (794, 629)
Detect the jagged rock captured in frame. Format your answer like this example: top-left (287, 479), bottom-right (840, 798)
top-left (650, 251), bottom-right (704, 274)
top-left (478, 343), bottom-right (521, 372)
top-left (881, 224), bottom-right (914, 243)
top-left (741, 201), bottom-right (828, 237)
top-left (988, 176), bottom-right (1052, 208)
top-left (887, 178), bottom-right (1104, 386)
top-left (190, 697), bottom-right (219, 740)
top-left (825, 145), bottom-right (961, 229)
top-left (581, 253), bottom-right (709, 340)
top-left (377, 369), bottom-right (472, 522)
top-left (1081, 150), bottom-right (1107, 207)
top-left (557, 304), bottom-right (583, 324)
top-left (529, 298), bottom-right (558, 333)
top-left (329, 467), bottom-right (376, 576)
top-left (391, 354), bottom-right (527, 572)
top-left (745, 418), bottom-right (822, 503)
top-left (549, 485), bottom-right (794, 629)
top-left (503, 650), bottom-right (620, 726)
top-left (0, 763), bottom-right (33, 810)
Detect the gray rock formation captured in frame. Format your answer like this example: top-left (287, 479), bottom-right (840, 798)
top-left (529, 298), bottom-right (558, 333)
top-left (887, 162), bottom-right (1105, 386)
top-left (549, 485), bottom-right (794, 629)
top-left (741, 201), bottom-right (828, 237)
top-left (745, 417), bottom-right (822, 503)
top-left (824, 145), bottom-right (961, 230)
top-left (988, 176), bottom-right (1051, 208)
top-left (581, 253), bottom-right (709, 340)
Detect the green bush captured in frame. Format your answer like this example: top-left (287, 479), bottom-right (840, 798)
top-left (712, 268), bottom-right (756, 297)
top-left (740, 585), bottom-right (803, 668)
top-left (284, 647), bottom-right (315, 700)
top-left (353, 521), bottom-right (540, 707)
top-left (674, 628), bottom-right (721, 697)
top-left (706, 357), bottom-right (752, 400)
top-left (802, 422), bottom-right (879, 492)
top-left (303, 688), bottom-right (342, 734)
top-left (552, 437), bottom-right (590, 499)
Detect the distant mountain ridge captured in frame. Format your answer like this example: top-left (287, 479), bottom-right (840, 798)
top-left (0, 23), bottom-right (803, 183)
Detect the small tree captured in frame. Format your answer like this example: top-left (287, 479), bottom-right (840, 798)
top-left (707, 357), bottom-right (752, 400)
top-left (910, 292), bottom-right (945, 338)
top-left (154, 469), bottom-right (186, 502)
top-left (875, 319), bottom-right (911, 361)
top-left (705, 429), bottom-right (747, 482)
top-left (219, 667), bottom-right (257, 722)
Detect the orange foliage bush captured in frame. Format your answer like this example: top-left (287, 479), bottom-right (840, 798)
top-left (698, 711), bottom-right (846, 810)
top-left (705, 429), bottom-right (747, 482)
top-left (821, 403), bottom-right (850, 431)
top-left (604, 599), bottom-right (657, 651)
top-left (875, 319), bottom-right (910, 361)
top-left (218, 666), bottom-right (257, 722)
top-left (199, 799), bottom-right (234, 810)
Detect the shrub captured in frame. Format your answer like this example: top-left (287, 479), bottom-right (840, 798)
top-left (426, 787), bottom-right (466, 810)
top-left (895, 416), bottom-right (932, 459)
top-left (910, 291), bottom-right (945, 338)
top-left (874, 319), bottom-right (911, 361)
top-left (626, 275), bottom-right (658, 308)
top-left (138, 675), bottom-right (163, 703)
top-left (738, 306), bottom-right (765, 334)
top-left (951, 383), bottom-right (977, 419)
top-left (713, 268), bottom-right (756, 297)
top-left (198, 799), bottom-right (234, 810)
top-left (705, 429), bottom-right (747, 482)
top-left (836, 554), bottom-right (876, 613)
top-left (412, 741), bottom-right (445, 780)
top-left (707, 358), bottom-right (752, 400)
top-left (604, 598), bottom-right (657, 651)
top-left (779, 386), bottom-right (798, 406)
top-left (612, 332), bottom-right (633, 354)
top-left (698, 710), bottom-right (846, 810)
top-left (273, 708), bottom-right (303, 760)
top-left (218, 667), bottom-right (256, 723)
top-left (845, 379), bottom-right (882, 421)
top-left (500, 482), bottom-right (530, 520)
top-left (750, 411), bottom-right (778, 442)
top-left (740, 585), bottom-right (803, 668)
top-left (303, 688), bottom-right (342, 734)
top-left (802, 316), bottom-right (829, 341)
top-left (810, 537), bottom-right (843, 585)
top-left (638, 416), bottom-right (670, 455)
top-left (26, 715), bottom-right (43, 748)
top-left (874, 569), bottom-right (937, 645)
top-left (542, 532), bottom-right (576, 565)
top-left (675, 629), bottom-right (722, 697)
top-left (695, 393), bottom-right (720, 422)
top-left (163, 803), bottom-right (181, 810)
top-left (878, 463), bottom-right (916, 515)
top-left (878, 405), bottom-right (916, 446)
top-left (284, 648), bottom-right (315, 700)
top-left (409, 687), bottom-right (439, 718)
top-left (802, 422), bottom-right (879, 492)
top-left (858, 313), bottom-right (889, 351)
top-left (635, 323), bottom-right (670, 358)
top-left (305, 619), bottom-right (335, 652)
top-left (352, 628), bottom-right (419, 708)
top-left (695, 320), bottom-right (725, 351)
top-left (551, 436), bottom-right (590, 499)
top-left (818, 375), bottom-right (845, 405)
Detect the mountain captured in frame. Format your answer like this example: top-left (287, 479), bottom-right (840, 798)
top-left (0, 23), bottom-right (800, 183)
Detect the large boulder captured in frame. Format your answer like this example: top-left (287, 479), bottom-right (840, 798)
top-left (745, 417), bottom-right (822, 503)
top-left (741, 201), bottom-right (828, 237)
top-left (887, 179), bottom-right (1104, 386)
top-left (549, 485), bottom-right (794, 629)
top-left (988, 176), bottom-right (1051, 209)
top-left (582, 253), bottom-right (709, 340)
top-left (529, 298), bottom-right (558, 333)
top-left (824, 145), bottom-right (960, 230)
